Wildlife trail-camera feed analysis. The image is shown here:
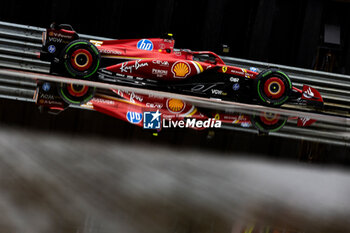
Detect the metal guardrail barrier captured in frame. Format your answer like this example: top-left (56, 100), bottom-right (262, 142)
top-left (0, 21), bottom-right (112, 99)
top-left (0, 21), bottom-right (348, 114)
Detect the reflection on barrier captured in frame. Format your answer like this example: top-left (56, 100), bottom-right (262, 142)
top-left (31, 80), bottom-right (349, 146)
top-left (34, 80), bottom-right (316, 133)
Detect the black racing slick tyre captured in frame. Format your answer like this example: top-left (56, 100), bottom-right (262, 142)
top-left (58, 83), bottom-right (95, 105)
top-left (255, 69), bottom-right (292, 107)
top-left (61, 39), bottom-right (100, 79)
top-left (251, 112), bottom-right (287, 133)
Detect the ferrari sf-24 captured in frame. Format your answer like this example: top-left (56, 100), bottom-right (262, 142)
top-left (39, 23), bottom-right (323, 108)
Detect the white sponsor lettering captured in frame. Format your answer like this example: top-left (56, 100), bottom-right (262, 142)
top-left (231, 70), bottom-right (244, 75)
top-left (100, 49), bottom-right (122, 55)
top-left (300, 117), bottom-right (310, 126)
top-left (211, 89), bottom-right (223, 95)
top-left (92, 98), bottom-right (115, 105)
top-left (129, 92), bottom-right (143, 103)
top-left (40, 93), bottom-right (55, 100)
top-left (120, 60), bottom-right (148, 73)
top-left (41, 100), bottom-right (63, 105)
top-left (148, 94), bottom-right (164, 99)
top-left (174, 51), bottom-right (182, 56)
top-left (49, 37), bottom-right (62, 43)
top-left (152, 69), bottom-right (168, 77)
top-left (52, 32), bottom-right (73, 39)
top-left (230, 77), bottom-right (239, 82)
top-left (115, 90), bottom-right (143, 103)
top-left (146, 103), bottom-right (163, 109)
top-left (162, 118), bottom-right (221, 128)
top-left (303, 87), bottom-right (314, 99)
top-left (116, 90), bottom-right (124, 98)
top-left (152, 60), bottom-right (170, 67)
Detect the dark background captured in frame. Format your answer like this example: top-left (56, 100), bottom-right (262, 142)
top-left (1, 0), bottom-right (350, 73)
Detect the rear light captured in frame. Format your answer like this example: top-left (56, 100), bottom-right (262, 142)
top-left (42, 31), bottom-right (47, 46)
top-left (33, 87), bottom-right (38, 102)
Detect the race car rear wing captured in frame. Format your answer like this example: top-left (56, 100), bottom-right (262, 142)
top-left (40, 23), bottom-right (79, 62)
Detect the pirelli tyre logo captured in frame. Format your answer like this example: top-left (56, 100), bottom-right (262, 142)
top-left (171, 61), bottom-right (191, 78)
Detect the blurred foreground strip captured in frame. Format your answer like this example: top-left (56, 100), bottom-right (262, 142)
top-left (0, 125), bottom-right (348, 233)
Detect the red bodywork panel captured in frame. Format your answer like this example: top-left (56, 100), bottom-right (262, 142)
top-left (106, 59), bottom-right (214, 81)
top-left (92, 37), bottom-right (323, 105)
top-left (98, 38), bottom-right (176, 59)
top-left (88, 90), bottom-right (315, 131)
top-left (301, 85), bottom-right (323, 102)
top-left (93, 38), bottom-right (258, 82)
top-left (90, 89), bottom-right (207, 129)
top-left (90, 89), bottom-right (254, 130)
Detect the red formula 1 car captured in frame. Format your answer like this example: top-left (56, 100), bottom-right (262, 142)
top-left (39, 23), bottom-right (323, 108)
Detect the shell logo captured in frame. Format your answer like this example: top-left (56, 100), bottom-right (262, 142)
top-left (166, 99), bottom-right (186, 113)
top-left (171, 61), bottom-right (191, 78)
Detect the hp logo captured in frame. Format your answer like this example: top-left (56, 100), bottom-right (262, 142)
top-left (137, 39), bottom-right (153, 51)
top-left (126, 112), bottom-right (143, 124)
top-left (249, 67), bottom-right (259, 72)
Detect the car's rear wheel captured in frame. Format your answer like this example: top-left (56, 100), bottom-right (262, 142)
top-left (61, 39), bottom-right (100, 79)
top-left (58, 83), bottom-right (95, 105)
top-left (255, 69), bottom-right (292, 107)
top-left (251, 112), bottom-right (287, 133)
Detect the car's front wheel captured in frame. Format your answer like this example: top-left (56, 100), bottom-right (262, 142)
top-left (255, 69), bottom-right (292, 107)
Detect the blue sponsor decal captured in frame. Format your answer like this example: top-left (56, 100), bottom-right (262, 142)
top-left (143, 111), bottom-right (161, 129)
top-left (126, 111), bottom-right (143, 124)
top-left (48, 45), bottom-right (56, 53)
top-left (241, 122), bottom-right (251, 128)
top-left (137, 39), bottom-right (153, 51)
top-left (249, 67), bottom-right (259, 72)
top-left (232, 83), bottom-right (240, 91)
top-left (42, 82), bottom-right (51, 92)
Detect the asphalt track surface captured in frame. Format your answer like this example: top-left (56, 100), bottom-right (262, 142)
top-left (0, 125), bottom-right (349, 233)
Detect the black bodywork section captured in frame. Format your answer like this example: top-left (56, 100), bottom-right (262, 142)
top-left (97, 67), bottom-right (257, 103)
top-left (40, 23), bottom-right (79, 74)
